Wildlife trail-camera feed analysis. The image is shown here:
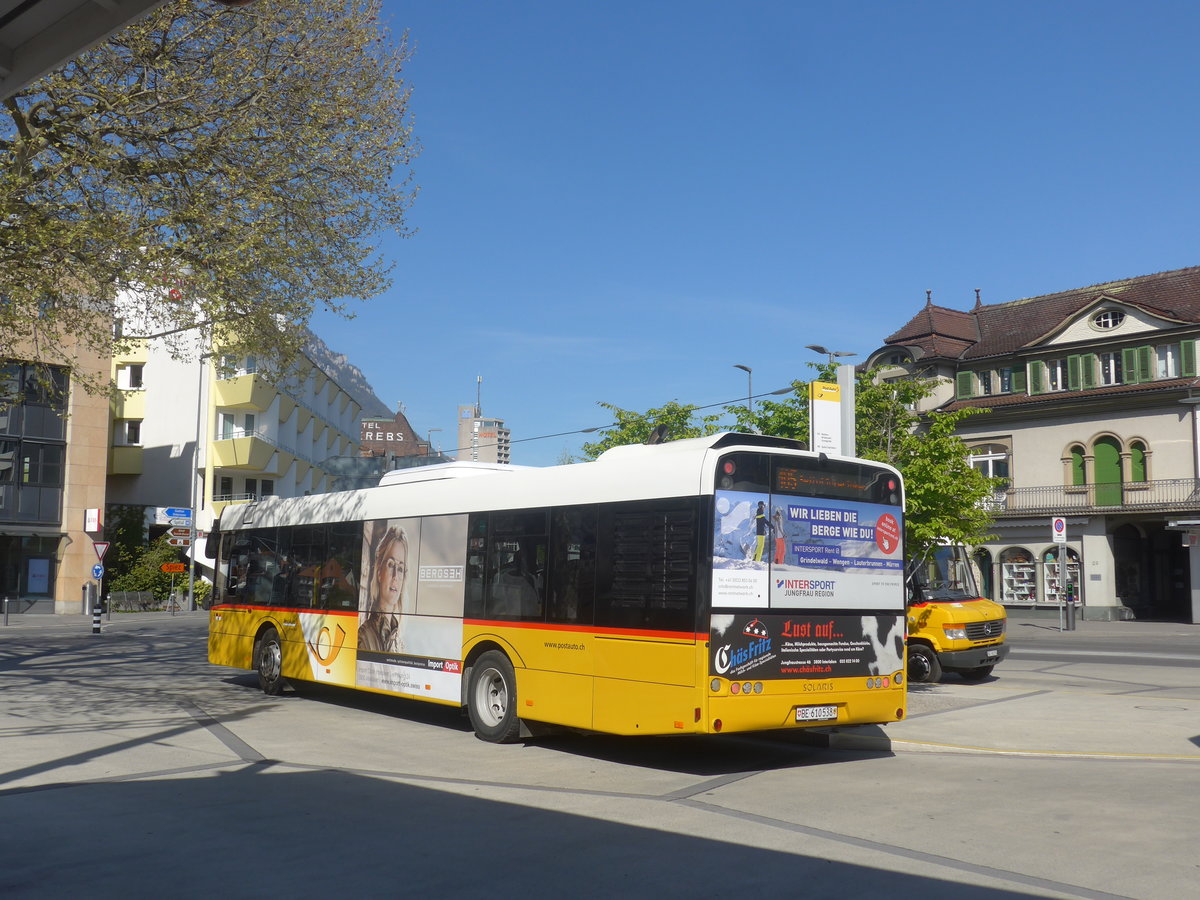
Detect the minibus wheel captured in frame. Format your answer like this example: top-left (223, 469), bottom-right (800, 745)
top-left (907, 644), bottom-right (941, 683)
top-left (467, 650), bottom-right (520, 743)
top-left (255, 627), bottom-right (285, 695)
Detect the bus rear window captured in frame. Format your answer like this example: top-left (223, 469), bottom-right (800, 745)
top-left (716, 453), bottom-right (901, 506)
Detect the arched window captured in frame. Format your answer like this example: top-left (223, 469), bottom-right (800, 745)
top-left (1093, 436), bottom-right (1122, 506)
top-left (1069, 444), bottom-right (1086, 486)
top-left (1129, 440), bottom-right (1148, 483)
top-left (1041, 547), bottom-right (1080, 605)
top-left (999, 547), bottom-right (1035, 604)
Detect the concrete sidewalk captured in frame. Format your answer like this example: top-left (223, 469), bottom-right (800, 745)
top-left (0, 609), bottom-right (207, 633)
top-left (821, 612), bottom-right (1200, 759)
top-left (4, 607), bottom-right (1197, 761)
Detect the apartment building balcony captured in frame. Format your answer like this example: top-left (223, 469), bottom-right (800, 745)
top-left (213, 373), bottom-right (275, 411)
top-left (987, 478), bottom-right (1200, 516)
top-left (210, 432), bottom-right (279, 471)
top-left (108, 445), bottom-right (143, 475)
top-left (110, 388), bottom-right (145, 420)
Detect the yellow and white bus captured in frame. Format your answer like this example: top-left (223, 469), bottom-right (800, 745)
top-left (207, 432), bottom-right (907, 742)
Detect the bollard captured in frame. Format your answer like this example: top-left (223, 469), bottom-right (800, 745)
top-left (1065, 582), bottom-right (1077, 631)
top-left (88, 583), bottom-right (101, 634)
top-left (3, 595), bottom-right (8, 627)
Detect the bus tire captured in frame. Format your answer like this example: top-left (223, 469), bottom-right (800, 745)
top-left (467, 650), bottom-right (521, 743)
top-left (907, 643), bottom-right (941, 683)
top-left (959, 665), bottom-right (994, 681)
top-left (255, 627), bottom-right (285, 695)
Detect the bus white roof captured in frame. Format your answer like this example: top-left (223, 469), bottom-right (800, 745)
top-left (219, 432), bottom-right (891, 530)
top-left (378, 461), bottom-right (526, 486)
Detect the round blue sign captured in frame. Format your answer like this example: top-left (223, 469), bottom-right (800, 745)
top-left (92, 564), bottom-right (104, 580)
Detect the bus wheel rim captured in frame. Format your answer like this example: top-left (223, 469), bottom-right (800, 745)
top-left (478, 667), bottom-right (506, 726)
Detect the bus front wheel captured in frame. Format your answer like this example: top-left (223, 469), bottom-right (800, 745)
top-left (468, 651), bottom-right (521, 743)
top-left (907, 644), bottom-right (942, 684)
top-left (255, 627), bottom-right (285, 695)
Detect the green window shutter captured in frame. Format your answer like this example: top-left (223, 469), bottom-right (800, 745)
top-left (1182, 340), bottom-right (1197, 378)
top-left (1136, 345), bottom-right (1153, 382)
top-left (1067, 355), bottom-right (1082, 391)
top-left (1029, 361), bottom-right (1045, 395)
top-left (1121, 347), bottom-right (1139, 384)
top-left (1082, 354), bottom-right (1099, 389)
top-left (955, 371), bottom-right (975, 399)
top-left (1012, 367), bottom-right (1027, 393)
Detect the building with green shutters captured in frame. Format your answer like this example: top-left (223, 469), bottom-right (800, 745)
top-left (867, 265), bottom-right (1200, 622)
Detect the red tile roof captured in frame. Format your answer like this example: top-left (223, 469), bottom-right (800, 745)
top-left (884, 265), bottom-right (1200, 361)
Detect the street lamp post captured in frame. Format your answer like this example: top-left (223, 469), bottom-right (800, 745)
top-left (733, 364), bottom-right (753, 420)
top-left (805, 344), bottom-right (857, 366)
top-left (186, 350), bottom-right (213, 612)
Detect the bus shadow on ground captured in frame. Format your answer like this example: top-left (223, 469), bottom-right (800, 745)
top-left (0, 765), bottom-right (1050, 899)
top-left (226, 674), bottom-right (893, 777)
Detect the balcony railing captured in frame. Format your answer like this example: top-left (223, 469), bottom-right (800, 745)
top-left (988, 478), bottom-right (1200, 515)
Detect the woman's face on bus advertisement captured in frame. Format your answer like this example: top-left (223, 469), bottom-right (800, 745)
top-left (374, 538), bottom-right (407, 613)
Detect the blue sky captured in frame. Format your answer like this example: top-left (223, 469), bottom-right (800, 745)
top-left (313, 1), bottom-right (1200, 466)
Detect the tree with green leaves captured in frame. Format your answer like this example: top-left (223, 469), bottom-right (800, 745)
top-left (580, 400), bottom-right (722, 460)
top-left (586, 366), bottom-right (997, 563)
top-left (108, 535), bottom-right (188, 606)
top-left (1, 0), bottom-right (417, 385)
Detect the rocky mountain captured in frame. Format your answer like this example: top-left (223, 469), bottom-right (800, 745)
top-left (303, 329), bottom-right (391, 418)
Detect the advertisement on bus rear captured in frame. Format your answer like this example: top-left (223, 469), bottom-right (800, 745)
top-left (710, 612), bottom-right (905, 679)
top-left (711, 489), bottom-right (903, 611)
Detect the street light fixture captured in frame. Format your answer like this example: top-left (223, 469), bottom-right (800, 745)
top-left (805, 344), bottom-right (857, 365)
top-left (733, 364), bottom-right (753, 418)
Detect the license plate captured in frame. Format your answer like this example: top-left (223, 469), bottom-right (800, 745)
top-left (986, 649), bottom-right (999, 658)
top-left (796, 705), bottom-right (838, 722)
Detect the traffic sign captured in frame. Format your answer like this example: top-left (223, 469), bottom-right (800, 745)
top-left (160, 562), bottom-right (186, 574)
top-left (92, 564), bottom-right (104, 580)
top-left (155, 507), bottom-right (193, 525)
top-left (1051, 516), bottom-right (1067, 543)
top-left (166, 537), bottom-right (192, 547)
top-left (168, 518), bottom-right (192, 527)
top-left (93, 541), bottom-right (110, 561)
top-left (168, 526), bottom-right (192, 538)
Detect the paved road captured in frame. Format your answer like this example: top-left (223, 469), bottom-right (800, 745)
top-left (1, 612), bottom-right (1197, 899)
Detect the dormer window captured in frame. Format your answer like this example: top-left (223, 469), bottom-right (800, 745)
top-left (1092, 310), bottom-right (1125, 330)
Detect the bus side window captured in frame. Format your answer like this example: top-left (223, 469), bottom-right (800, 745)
top-left (287, 524), bottom-right (325, 610)
top-left (548, 505), bottom-right (596, 624)
top-left (485, 510), bottom-right (548, 621)
top-left (323, 522), bottom-right (362, 610)
top-left (243, 528), bottom-right (279, 606)
top-left (465, 514), bottom-right (488, 619)
top-left (595, 499), bottom-right (698, 631)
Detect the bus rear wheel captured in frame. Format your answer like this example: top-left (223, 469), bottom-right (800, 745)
top-left (255, 627), bottom-right (285, 695)
top-left (907, 643), bottom-right (941, 683)
top-left (468, 650), bottom-right (521, 743)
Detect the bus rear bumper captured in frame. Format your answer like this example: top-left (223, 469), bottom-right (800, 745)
top-left (706, 687), bottom-right (905, 734)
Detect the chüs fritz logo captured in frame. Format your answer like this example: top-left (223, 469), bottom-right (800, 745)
top-left (714, 636), bottom-right (772, 674)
